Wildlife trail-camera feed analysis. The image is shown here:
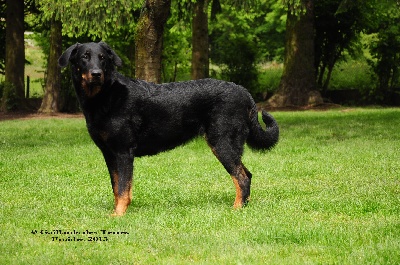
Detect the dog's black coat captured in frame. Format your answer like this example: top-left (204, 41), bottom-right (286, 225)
top-left (59, 42), bottom-right (279, 215)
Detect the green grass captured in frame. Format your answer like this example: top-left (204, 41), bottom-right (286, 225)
top-left (0, 108), bottom-right (399, 264)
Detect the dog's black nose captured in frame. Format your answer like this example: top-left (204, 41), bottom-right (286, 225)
top-left (91, 70), bottom-right (103, 78)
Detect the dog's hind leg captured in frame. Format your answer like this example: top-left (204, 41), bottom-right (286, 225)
top-left (206, 129), bottom-right (251, 208)
top-left (230, 163), bottom-right (252, 208)
top-left (232, 163), bottom-right (253, 207)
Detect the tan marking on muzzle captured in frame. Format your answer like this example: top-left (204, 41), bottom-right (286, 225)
top-left (81, 73), bottom-right (102, 97)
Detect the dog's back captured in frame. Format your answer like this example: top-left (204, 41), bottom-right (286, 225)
top-left (130, 78), bottom-right (258, 156)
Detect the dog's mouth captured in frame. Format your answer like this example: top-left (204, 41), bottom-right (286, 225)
top-left (89, 78), bottom-right (103, 86)
top-left (81, 73), bottom-right (103, 97)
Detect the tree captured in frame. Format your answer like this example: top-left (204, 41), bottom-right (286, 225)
top-left (174, 0), bottom-right (214, 81)
top-left (314, 0), bottom-right (363, 92)
top-left (1, 0), bottom-right (26, 111)
top-left (191, 0), bottom-right (209, 79)
top-left (268, 0), bottom-right (322, 107)
top-left (315, 0), bottom-right (400, 104)
top-left (38, 17), bottom-right (62, 113)
top-left (135, 0), bottom-right (172, 83)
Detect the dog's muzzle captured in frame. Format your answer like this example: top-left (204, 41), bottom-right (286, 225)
top-left (89, 69), bottom-right (104, 85)
top-left (81, 69), bottom-right (104, 97)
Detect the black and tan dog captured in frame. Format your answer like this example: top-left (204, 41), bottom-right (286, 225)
top-left (59, 42), bottom-right (279, 216)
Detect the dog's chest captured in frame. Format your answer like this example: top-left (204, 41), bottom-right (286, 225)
top-left (87, 111), bottom-right (141, 146)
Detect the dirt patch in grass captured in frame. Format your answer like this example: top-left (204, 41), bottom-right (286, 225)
top-left (257, 102), bottom-right (342, 111)
top-left (0, 111), bottom-right (83, 121)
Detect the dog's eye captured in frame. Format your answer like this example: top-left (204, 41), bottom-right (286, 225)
top-left (81, 54), bottom-right (88, 59)
top-left (99, 54), bottom-right (105, 60)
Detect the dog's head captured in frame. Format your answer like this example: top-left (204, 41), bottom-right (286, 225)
top-left (59, 42), bottom-right (122, 98)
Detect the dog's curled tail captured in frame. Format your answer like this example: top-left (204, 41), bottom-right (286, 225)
top-left (247, 109), bottom-right (279, 150)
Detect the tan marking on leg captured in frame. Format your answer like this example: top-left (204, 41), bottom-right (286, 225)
top-left (231, 176), bottom-right (243, 208)
top-left (205, 136), bottom-right (250, 208)
top-left (112, 188), bottom-right (132, 217)
top-left (231, 165), bottom-right (251, 208)
top-left (111, 179), bottom-right (132, 217)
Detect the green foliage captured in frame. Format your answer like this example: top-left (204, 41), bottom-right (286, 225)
top-left (211, 33), bottom-right (259, 93)
top-left (1, 108), bottom-right (400, 263)
top-left (37, 0), bottom-right (142, 39)
top-left (366, 1), bottom-right (400, 104)
top-left (282, 0), bottom-right (306, 13)
top-left (318, 0), bottom-right (400, 104)
top-left (211, 1), bottom-right (286, 62)
top-left (256, 0), bottom-right (286, 62)
top-left (161, 6), bottom-right (191, 82)
top-left (328, 59), bottom-right (375, 91)
top-left (105, 28), bottom-right (138, 78)
top-left (258, 63), bottom-right (283, 93)
top-left (10, 0), bottom-right (399, 106)
top-left (208, 1), bottom-right (286, 95)
top-left (210, 5), bottom-right (260, 94)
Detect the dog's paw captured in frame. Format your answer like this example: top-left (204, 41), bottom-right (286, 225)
top-left (110, 210), bottom-right (126, 217)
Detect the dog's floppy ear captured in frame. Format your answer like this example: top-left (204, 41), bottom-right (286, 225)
top-left (58, 43), bottom-right (81, 68)
top-left (99, 41), bottom-right (123, 67)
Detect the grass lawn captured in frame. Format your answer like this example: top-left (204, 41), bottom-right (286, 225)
top-left (0, 108), bottom-right (399, 264)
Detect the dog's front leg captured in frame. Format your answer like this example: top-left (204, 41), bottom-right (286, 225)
top-left (103, 150), bottom-right (134, 216)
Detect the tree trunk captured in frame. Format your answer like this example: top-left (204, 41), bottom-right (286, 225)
top-left (39, 18), bottom-right (62, 113)
top-left (322, 60), bottom-right (335, 93)
top-left (268, 0), bottom-right (322, 107)
top-left (317, 63), bottom-right (326, 89)
top-left (1, 0), bottom-right (25, 112)
top-left (135, 0), bottom-right (171, 83)
top-left (191, 0), bottom-right (209, 80)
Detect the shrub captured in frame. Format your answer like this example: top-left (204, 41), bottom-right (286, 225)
top-left (211, 35), bottom-right (260, 95)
